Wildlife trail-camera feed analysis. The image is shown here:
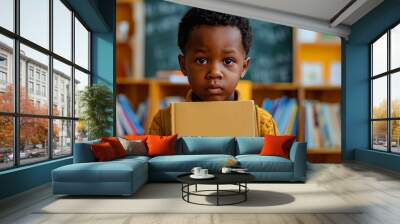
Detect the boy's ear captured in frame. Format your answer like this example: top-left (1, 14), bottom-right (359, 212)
top-left (241, 57), bottom-right (251, 78)
top-left (178, 54), bottom-right (187, 76)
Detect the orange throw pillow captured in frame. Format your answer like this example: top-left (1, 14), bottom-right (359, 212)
top-left (91, 142), bottom-right (117, 161)
top-left (101, 137), bottom-right (127, 158)
top-left (260, 135), bottom-right (296, 159)
top-left (146, 135), bottom-right (177, 157)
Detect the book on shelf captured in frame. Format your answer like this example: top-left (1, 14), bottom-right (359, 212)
top-left (304, 100), bottom-right (341, 149)
top-left (116, 100), bottom-right (136, 136)
top-left (136, 100), bottom-right (148, 127)
top-left (116, 94), bottom-right (145, 136)
top-left (262, 97), bottom-right (298, 136)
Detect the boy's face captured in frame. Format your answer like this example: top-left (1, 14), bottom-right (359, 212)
top-left (179, 25), bottom-right (250, 101)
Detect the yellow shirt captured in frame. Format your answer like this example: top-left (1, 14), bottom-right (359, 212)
top-left (147, 90), bottom-right (279, 136)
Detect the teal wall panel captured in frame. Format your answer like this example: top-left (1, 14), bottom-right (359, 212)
top-left (0, 158), bottom-right (72, 199)
top-left (343, 0), bottom-right (400, 171)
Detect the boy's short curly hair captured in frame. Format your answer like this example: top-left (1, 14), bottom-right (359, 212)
top-left (178, 7), bottom-right (252, 56)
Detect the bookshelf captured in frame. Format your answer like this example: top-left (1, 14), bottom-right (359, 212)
top-left (116, 79), bottom-right (342, 163)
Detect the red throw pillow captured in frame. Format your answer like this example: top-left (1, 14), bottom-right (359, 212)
top-left (101, 137), bottom-right (127, 158)
top-left (260, 135), bottom-right (296, 159)
top-left (146, 135), bottom-right (177, 157)
top-left (91, 142), bottom-right (117, 161)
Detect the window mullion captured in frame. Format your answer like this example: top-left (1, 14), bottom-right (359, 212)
top-left (13, 0), bottom-right (20, 167)
top-left (388, 30), bottom-right (391, 152)
top-left (49, 0), bottom-right (53, 160)
top-left (71, 10), bottom-right (76, 155)
top-left (370, 45), bottom-right (373, 149)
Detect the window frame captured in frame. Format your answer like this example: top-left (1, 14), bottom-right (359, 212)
top-left (370, 20), bottom-right (400, 154)
top-left (0, 0), bottom-right (92, 171)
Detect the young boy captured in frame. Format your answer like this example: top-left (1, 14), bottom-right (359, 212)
top-left (147, 8), bottom-right (278, 136)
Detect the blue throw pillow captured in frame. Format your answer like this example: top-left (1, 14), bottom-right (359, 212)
top-left (178, 137), bottom-right (235, 155)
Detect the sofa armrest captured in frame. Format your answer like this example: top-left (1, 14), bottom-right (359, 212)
top-left (289, 141), bottom-right (307, 181)
top-left (73, 140), bottom-right (100, 163)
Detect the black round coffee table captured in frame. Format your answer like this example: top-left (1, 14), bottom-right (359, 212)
top-left (177, 173), bottom-right (255, 206)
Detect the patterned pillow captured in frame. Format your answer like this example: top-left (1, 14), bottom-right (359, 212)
top-left (118, 137), bottom-right (147, 156)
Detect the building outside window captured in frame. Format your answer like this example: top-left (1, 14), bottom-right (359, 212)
top-left (0, 71), bottom-right (6, 84)
top-left (28, 66), bottom-right (34, 80)
top-left (0, 54), bottom-right (7, 90)
top-left (41, 73), bottom-right (46, 83)
top-left (0, 0), bottom-right (91, 170)
top-left (28, 81), bottom-right (34, 94)
top-left (371, 23), bottom-right (400, 154)
top-left (41, 85), bottom-right (46, 97)
top-left (35, 70), bottom-right (41, 81)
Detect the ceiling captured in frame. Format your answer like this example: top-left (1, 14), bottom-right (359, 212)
top-left (166, 0), bottom-right (384, 38)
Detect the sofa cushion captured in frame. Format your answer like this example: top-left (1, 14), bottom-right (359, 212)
top-left (236, 155), bottom-right (293, 172)
top-left (177, 137), bottom-right (236, 155)
top-left (235, 137), bottom-right (264, 155)
top-left (148, 154), bottom-right (235, 172)
top-left (52, 158), bottom-right (147, 183)
top-left (146, 135), bottom-right (178, 157)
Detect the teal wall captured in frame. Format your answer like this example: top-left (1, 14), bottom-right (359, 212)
top-left (343, 0), bottom-right (400, 171)
top-left (0, 0), bottom-right (115, 200)
top-left (0, 158), bottom-right (72, 199)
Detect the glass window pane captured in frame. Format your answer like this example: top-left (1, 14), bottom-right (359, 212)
top-left (0, 34), bottom-right (14, 112)
top-left (75, 17), bottom-right (89, 70)
top-left (391, 72), bottom-right (400, 118)
top-left (372, 121), bottom-right (388, 151)
top-left (53, 0), bottom-right (72, 60)
top-left (391, 120), bottom-right (400, 153)
top-left (20, 117), bottom-right (49, 165)
top-left (391, 24), bottom-right (400, 70)
top-left (53, 119), bottom-right (72, 157)
top-left (20, 0), bottom-right (49, 49)
top-left (372, 33), bottom-right (387, 76)
top-left (53, 59), bottom-right (72, 117)
top-left (0, 0), bottom-right (14, 31)
top-left (20, 44), bottom-right (49, 115)
top-left (74, 69), bottom-right (89, 118)
top-left (75, 120), bottom-right (88, 143)
top-left (372, 77), bottom-right (387, 119)
top-left (0, 116), bottom-right (14, 170)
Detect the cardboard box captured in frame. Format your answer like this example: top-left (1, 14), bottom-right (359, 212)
top-left (171, 100), bottom-right (259, 137)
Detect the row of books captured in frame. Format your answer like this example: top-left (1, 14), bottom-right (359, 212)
top-left (116, 95), bottom-right (185, 136)
top-left (304, 100), bottom-right (341, 149)
top-left (262, 97), bottom-right (298, 135)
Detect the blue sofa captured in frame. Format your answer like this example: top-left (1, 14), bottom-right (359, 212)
top-left (52, 137), bottom-right (307, 196)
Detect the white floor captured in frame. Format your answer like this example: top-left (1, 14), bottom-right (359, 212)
top-left (1, 162), bottom-right (400, 224)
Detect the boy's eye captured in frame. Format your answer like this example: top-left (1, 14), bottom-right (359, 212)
top-left (223, 58), bottom-right (235, 65)
top-left (195, 58), bottom-right (208, 64)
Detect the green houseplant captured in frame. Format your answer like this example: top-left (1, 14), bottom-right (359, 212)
top-left (79, 84), bottom-right (113, 140)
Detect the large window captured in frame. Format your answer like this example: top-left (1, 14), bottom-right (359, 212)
top-left (371, 22), bottom-right (400, 153)
top-left (0, 0), bottom-right (91, 171)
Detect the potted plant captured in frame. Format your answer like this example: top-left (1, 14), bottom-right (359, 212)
top-left (79, 84), bottom-right (113, 140)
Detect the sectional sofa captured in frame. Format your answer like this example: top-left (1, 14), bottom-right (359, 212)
top-left (52, 137), bottom-right (307, 196)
